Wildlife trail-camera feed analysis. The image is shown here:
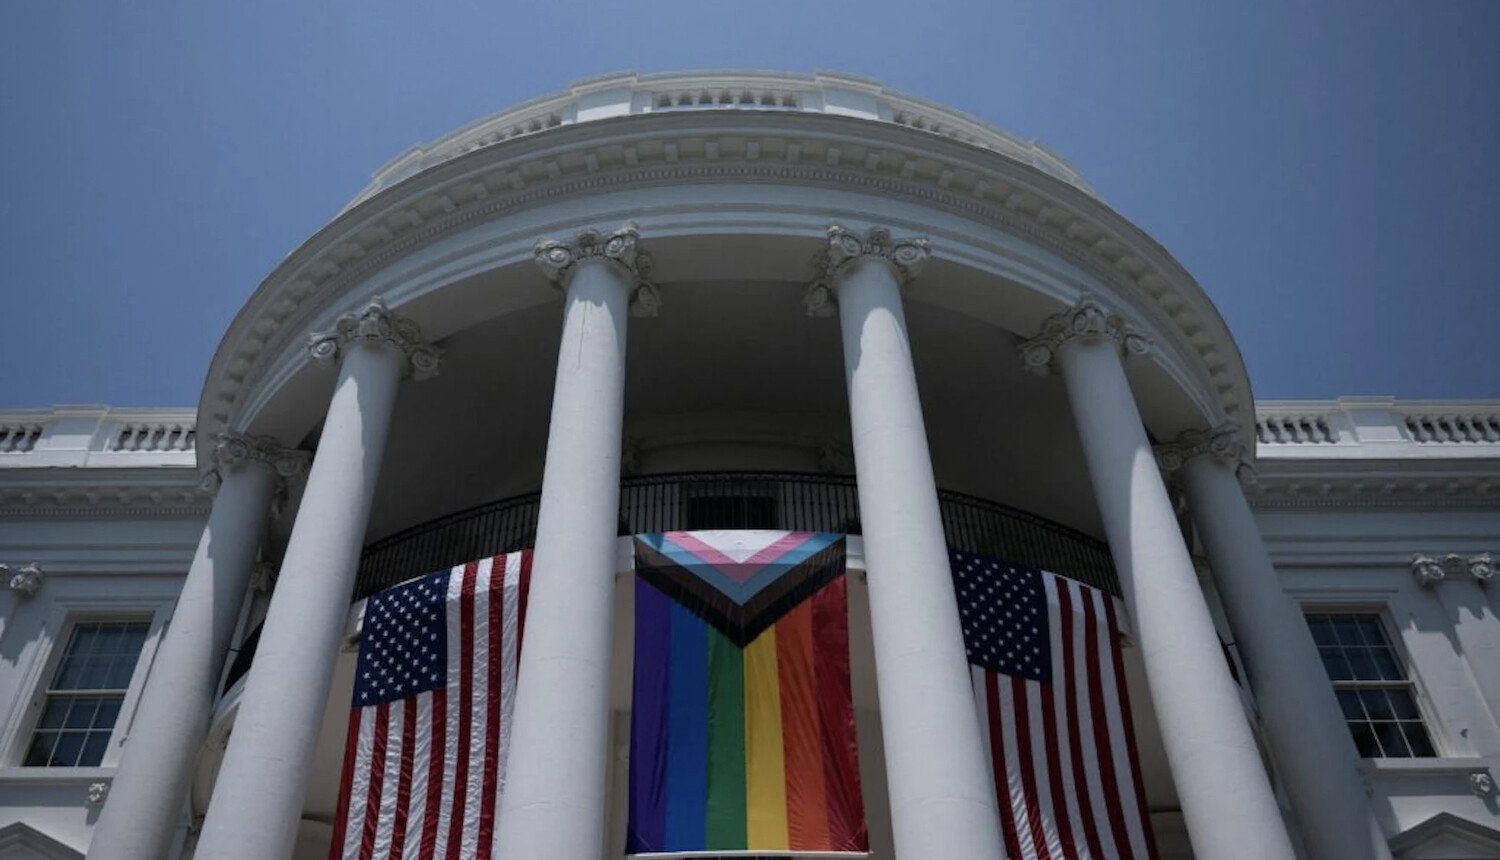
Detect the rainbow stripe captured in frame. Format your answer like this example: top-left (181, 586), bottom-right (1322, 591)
top-left (627, 533), bottom-right (867, 855)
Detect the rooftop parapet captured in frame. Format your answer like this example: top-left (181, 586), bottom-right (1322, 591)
top-left (346, 70), bottom-right (1095, 209)
top-left (1255, 397), bottom-right (1500, 460)
top-left (0, 406), bottom-right (197, 469)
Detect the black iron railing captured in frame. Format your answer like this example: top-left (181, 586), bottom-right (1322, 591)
top-left (355, 471), bottom-right (1117, 599)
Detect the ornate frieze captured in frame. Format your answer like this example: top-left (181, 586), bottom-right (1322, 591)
top-left (2, 563), bottom-right (43, 597)
top-left (1017, 296), bottom-right (1153, 376)
top-left (803, 225), bottom-right (931, 316)
top-left (534, 223), bottom-right (661, 317)
top-left (1155, 423), bottom-right (1257, 486)
top-left (198, 431), bottom-right (311, 495)
top-left (307, 297), bottom-right (443, 379)
top-left (1412, 553), bottom-right (1495, 588)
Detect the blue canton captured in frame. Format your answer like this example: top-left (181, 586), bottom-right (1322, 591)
top-left (353, 570), bottom-right (450, 707)
top-left (950, 551), bottom-right (1051, 683)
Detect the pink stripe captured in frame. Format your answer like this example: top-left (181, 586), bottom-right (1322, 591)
top-left (660, 530), bottom-right (817, 580)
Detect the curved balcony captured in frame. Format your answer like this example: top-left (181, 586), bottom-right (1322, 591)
top-left (222, 471), bottom-right (1115, 694)
top-left (354, 470), bottom-right (1117, 599)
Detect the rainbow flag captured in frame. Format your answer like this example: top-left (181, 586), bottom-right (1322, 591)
top-left (627, 531), bottom-right (868, 855)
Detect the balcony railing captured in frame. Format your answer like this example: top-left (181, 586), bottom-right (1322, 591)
top-left (222, 472), bottom-right (1116, 694)
top-left (355, 471), bottom-right (1117, 600)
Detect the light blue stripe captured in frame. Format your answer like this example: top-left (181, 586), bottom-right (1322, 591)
top-left (664, 600), bottom-right (709, 850)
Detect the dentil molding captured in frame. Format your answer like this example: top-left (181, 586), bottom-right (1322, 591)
top-left (307, 297), bottom-right (444, 380)
top-left (533, 222), bottom-right (661, 317)
top-left (1017, 296), bottom-right (1153, 376)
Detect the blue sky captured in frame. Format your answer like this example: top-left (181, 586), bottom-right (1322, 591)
top-left (2, 1), bottom-right (1496, 407)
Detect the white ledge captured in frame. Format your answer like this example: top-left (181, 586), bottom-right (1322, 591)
top-left (1256, 397), bottom-right (1500, 460)
top-left (0, 406), bottom-right (197, 468)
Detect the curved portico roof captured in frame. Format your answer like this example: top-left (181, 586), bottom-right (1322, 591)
top-left (197, 69), bottom-right (1255, 466)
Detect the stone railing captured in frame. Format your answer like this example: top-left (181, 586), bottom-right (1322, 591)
top-left (1255, 398), bottom-right (1500, 458)
top-left (351, 70), bottom-right (1096, 206)
top-left (0, 407), bottom-right (198, 468)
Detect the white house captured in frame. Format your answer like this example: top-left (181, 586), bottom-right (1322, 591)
top-left (1, 71), bottom-right (1497, 860)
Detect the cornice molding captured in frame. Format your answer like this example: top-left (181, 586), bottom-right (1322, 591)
top-left (533, 222), bottom-right (661, 316)
top-left (804, 224), bottom-right (931, 316)
top-left (307, 297), bottom-right (444, 380)
top-left (0, 482), bottom-right (209, 518)
top-left (199, 112), bottom-right (1254, 456)
top-left (1017, 296), bottom-right (1153, 376)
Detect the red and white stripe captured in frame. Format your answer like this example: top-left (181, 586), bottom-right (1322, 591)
top-left (331, 550), bottom-right (532, 860)
top-left (971, 573), bottom-right (1159, 860)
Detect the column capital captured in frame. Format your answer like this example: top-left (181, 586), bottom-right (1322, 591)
top-left (804, 224), bottom-right (931, 317)
top-left (1017, 296), bottom-right (1153, 376)
top-left (307, 297), bottom-right (443, 379)
top-left (534, 222), bottom-right (661, 317)
top-left (1155, 423), bottom-right (1257, 485)
top-left (198, 431), bottom-right (311, 495)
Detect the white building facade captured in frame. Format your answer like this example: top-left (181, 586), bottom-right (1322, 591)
top-left (1, 72), bottom-right (1497, 860)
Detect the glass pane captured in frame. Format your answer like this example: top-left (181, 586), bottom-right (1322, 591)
top-left (96, 624), bottom-right (125, 656)
top-left (120, 624), bottom-right (148, 655)
top-left (1374, 722), bottom-right (1411, 758)
top-left (1402, 722), bottom-right (1435, 757)
top-left (80, 657), bottom-right (110, 690)
top-left (105, 655), bottom-right (139, 689)
top-left (67, 624), bottom-right (98, 657)
top-left (51, 731), bottom-right (85, 767)
top-left (1347, 649), bottom-right (1379, 681)
top-left (1349, 722), bottom-right (1380, 757)
top-left (1371, 648), bottom-right (1403, 681)
top-left (23, 732), bottom-right (57, 767)
top-left (64, 698), bottom-right (100, 729)
top-left (1320, 648), bottom-right (1353, 680)
top-left (79, 731), bottom-right (111, 767)
top-left (55, 655), bottom-right (88, 690)
top-left (1333, 617), bottom-right (1363, 647)
top-left (1360, 690), bottom-right (1394, 720)
top-left (1387, 689), bottom-right (1421, 720)
top-left (1307, 616), bottom-right (1337, 646)
top-left (1335, 689), bottom-right (1365, 720)
top-left (1356, 617), bottom-right (1387, 647)
top-left (38, 698), bottom-right (70, 729)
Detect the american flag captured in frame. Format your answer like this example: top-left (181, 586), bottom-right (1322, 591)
top-left (952, 551), bottom-right (1159, 860)
top-left (330, 551), bottom-right (531, 860)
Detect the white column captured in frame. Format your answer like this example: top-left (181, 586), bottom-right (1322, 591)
top-left (90, 433), bottom-right (307, 860)
top-left (498, 224), bottom-right (657, 860)
top-left (808, 225), bottom-right (1006, 860)
top-left (1160, 428), bottom-right (1392, 860)
top-left (195, 298), bottom-right (440, 860)
top-left (1418, 554), bottom-right (1500, 736)
top-left (1020, 298), bottom-right (1297, 860)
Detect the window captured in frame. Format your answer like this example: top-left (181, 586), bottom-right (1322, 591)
top-left (1307, 613), bottom-right (1435, 758)
top-left (23, 620), bottom-right (150, 767)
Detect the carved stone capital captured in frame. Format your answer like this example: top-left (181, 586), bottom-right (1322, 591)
top-left (1155, 423), bottom-right (1255, 485)
top-left (1412, 554), bottom-right (1446, 587)
top-left (307, 297), bottom-right (443, 379)
top-left (804, 224), bottom-right (931, 316)
top-left (3, 563), bottom-right (43, 597)
top-left (534, 223), bottom-right (660, 317)
top-left (1017, 296), bottom-right (1153, 376)
top-left (199, 431), bottom-right (311, 496)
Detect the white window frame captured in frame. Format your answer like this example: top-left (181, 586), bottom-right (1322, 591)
top-left (2, 597), bottom-right (172, 769)
top-left (1297, 600), bottom-right (1444, 758)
